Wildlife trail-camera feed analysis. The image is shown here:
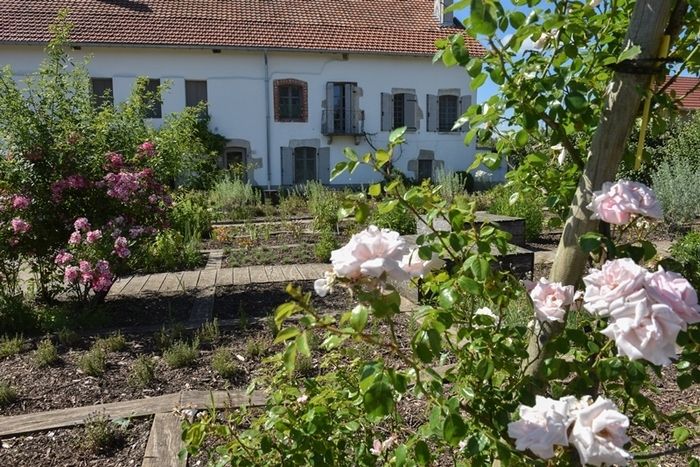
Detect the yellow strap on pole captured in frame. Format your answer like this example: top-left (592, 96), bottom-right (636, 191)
top-left (634, 34), bottom-right (671, 170)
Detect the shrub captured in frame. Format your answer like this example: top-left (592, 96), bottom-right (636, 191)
top-left (163, 339), bottom-right (199, 368)
top-left (135, 229), bottom-right (203, 273)
top-left (96, 332), bottom-right (127, 352)
top-left (79, 347), bottom-right (107, 377)
top-left (245, 337), bottom-right (264, 359)
top-left (368, 204), bottom-right (417, 235)
top-left (307, 181), bottom-right (341, 232)
top-left (128, 355), bottom-right (156, 388)
top-left (651, 157), bottom-right (700, 228)
top-left (58, 327), bottom-right (81, 348)
top-left (169, 190), bottom-right (211, 241)
top-left (0, 295), bottom-right (37, 335)
top-left (0, 334), bottom-right (23, 359)
top-left (153, 324), bottom-right (185, 351)
top-left (211, 347), bottom-right (240, 380)
top-left (82, 412), bottom-right (126, 453)
top-left (34, 338), bottom-right (60, 368)
top-left (295, 354), bottom-right (315, 378)
top-left (435, 167), bottom-right (469, 202)
top-left (196, 319), bottom-right (220, 345)
top-left (0, 381), bottom-right (18, 407)
top-left (314, 228), bottom-right (337, 262)
top-left (208, 177), bottom-right (260, 220)
top-left (669, 232), bottom-right (700, 291)
top-left (487, 184), bottom-right (544, 241)
top-left (279, 194), bottom-right (308, 219)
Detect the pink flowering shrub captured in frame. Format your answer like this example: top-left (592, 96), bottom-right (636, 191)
top-left (587, 180), bottom-right (663, 225)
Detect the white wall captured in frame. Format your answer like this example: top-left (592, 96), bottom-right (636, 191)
top-left (0, 45), bottom-right (498, 187)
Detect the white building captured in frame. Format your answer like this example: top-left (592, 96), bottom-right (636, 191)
top-left (0, 0), bottom-right (496, 188)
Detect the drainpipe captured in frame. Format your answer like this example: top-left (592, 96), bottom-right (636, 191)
top-left (264, 50), bottom-right (272, 191)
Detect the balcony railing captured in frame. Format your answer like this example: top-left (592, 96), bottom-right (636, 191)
top-left (321, 109), bottom-right (365, 136)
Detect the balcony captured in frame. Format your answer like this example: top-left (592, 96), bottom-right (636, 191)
top-left (321, 109), bottom-right (365, 136)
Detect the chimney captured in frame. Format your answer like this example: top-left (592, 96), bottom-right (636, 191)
top-left (434, 0), bottom-right (454, 26)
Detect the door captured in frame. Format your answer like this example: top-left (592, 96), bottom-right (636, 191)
top-left (294, 146), bottom-right (317, 184)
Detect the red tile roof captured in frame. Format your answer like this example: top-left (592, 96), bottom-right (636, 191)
top-left (0, 0), bottom-right (486, 57)
top-left (664, 76), bottom-right (700, 110)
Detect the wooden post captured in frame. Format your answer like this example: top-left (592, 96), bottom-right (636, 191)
top-left (524, 0), bottom-right (677, 383)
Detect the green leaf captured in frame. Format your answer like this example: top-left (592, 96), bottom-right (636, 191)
top-left (470, 0), bottom-right (497, 35)
top-left (331, 161), bottom-right (347, 181)
top-left (439, 288), bottom-right (458, 308)
top-left (470, 72), bottom-right (488, 91)
top-left (283, 341), bottom-right (297, 376)
top-left (579, 232), bottom-right (603, 253)
top-left (414, 440), bottom-right (431, 465)
top-left (389, 126), bottom-right (407, 144)
top-left (273, 327), bottom-right (300, 344)
top-left (515, 129), bottom-right (529, 148)
top-left (296, 331), bottom-right (310, 357)
top-left (565, 91), bottom-right (587, 112)
top-left (466, 58), bottom-right (482, 77)
top-left (368, 183), bottom-right (382, 197)
top-left (275, 302), bottom-right (300, 328)
top-left (673, 427), bottom-right (691, 445)
top-left (443, 413), bottom-right (467, 445)
top-left (363, 381), bottom-right (394, 418)
top-left (677, 372), bottom-right (693, 390)
top-left (395, 444), bottom-right (408, 466)
top-left (350, 304), bottom-right (369, 332)
top-left (617, 45), bottom-right (641, 64)
top-left (509, 11), bottom-right (526, 28)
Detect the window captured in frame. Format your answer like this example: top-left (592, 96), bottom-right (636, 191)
top-left (91, 78), bottom-right (113, 107)
top-left (294, 147), bottom-right (317, 184)
top-left (393, 93), bottom-right (406, 128)
top-left (323, 82), bottom-right (362, 135)
top-left (438, 95), bottom-right (458, 132)
top-left (145, 79), bottom-right (162, 119)
top-left (185, 80), bottom-right (208, 113)
top-left (274, 79), bottom-right (307, 122)
top-left (223, 147), bottom-right (246, 169)
top-left (418, 159), bottom-right (433, 181)
top-left (381, 91), bottom-right (417, 131)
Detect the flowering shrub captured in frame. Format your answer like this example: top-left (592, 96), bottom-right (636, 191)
top-left (0, 190), bottom-right (33, 296)
top-left (183, 132), bottom-right (698, 465)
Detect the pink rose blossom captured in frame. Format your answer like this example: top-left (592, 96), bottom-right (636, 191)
top-left (92, 275), bottom-right (113, 292)
top-left (12, 195), bottom-right (30, 210)
top-left (330, 225), bottom-right (410, 281)
top-left (8, 236), bottom-right (19, 246)
top-left (601, 290), bottom-right (684, 366)
top-left (369, 436), bottom-right (397, 456)
top-left (399, 248), bottom-right (445, 278)
top-left (105, 152), bottom-right (124, 170)
top-left (138, 141), bottom-right (156, 157)
top-left (645, 267), bottom-right (700, 327)
top-left (64, 266), bottom-right (80, 283)
top-left (68, 231), bottom-right (82, 245)
top-left (11, 218), bottom-right (31, 234)
top-left (54, 251), bottom-right (74, 266)
top-left (587, 180), bottom-right (663, 225)
top-left (85, 230), bottom-right (103, 244)
top-left (529, 278), bottom-right (575, 323)
top-left (73, 217), bottom-right (91, 232)
top-left (507, 395), bottom-right (577, 459)
top-left (582, 258), bottom-right (647, 317)
top-left (569, 396), bottom-right (631, 466)
top-left (113, 236), bottom-right (131, 258)
top-left (66, 175), bottom-right (87, 190)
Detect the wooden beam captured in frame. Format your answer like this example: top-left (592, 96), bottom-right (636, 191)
top-left (142, 413), bottom-right (186, 467)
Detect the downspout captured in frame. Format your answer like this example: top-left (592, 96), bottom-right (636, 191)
top-left (264, 50), bottom-right (272, 190)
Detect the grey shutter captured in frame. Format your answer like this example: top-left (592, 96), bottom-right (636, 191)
top-left (318, 147), bottom-right (331, 184)
top-left (458, 95), bottom-right (472, 132)
top-left (426, 94), bottom-right (438, 132)
top-left (381, 92), bottom-right (393, 131)
top-left (344, 83), bottom-right (354, 134)
top-left (323, 82), bottom-right (334, 134)
top-left (405, 93), bottom-right (418, 131)
top-left (281, 147), bottom-right (294, 186)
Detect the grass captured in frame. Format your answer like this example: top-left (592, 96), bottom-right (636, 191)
top-left (96, 332), bottom-right (128, 352)
top-left (128, 355), bottom-right (156, 389)
top-left (81, 411), bottom-right (126, 453)
top-left (0, 335), bottom-right (23, 359)
top-left (196, 319), bottom-right (220, 345)
top-left (245, 337), bottom-right (264, 359)
top-left (226, 244), bottom-right (317, 268)
top-left (0, 381), bottom-right (18, 407)
top-left (79, 346), bottom-right (107, 377)
top-left (34, 338), bottom-right (60, 368)
top-left (211, 347), bottom-right (240, 380)
top-left (163, 339), bottom-right (199, 368)
top-left (153, 324), bottom-right (186, 351)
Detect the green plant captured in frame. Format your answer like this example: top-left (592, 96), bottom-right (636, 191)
top-left (57, 327), bottom-right (81, 348)
top-left (245, 337), bottom-right (264, 359)
top-left (314, 228), bottom-right (337, 262)
top-left (196, 319), bottom-right (220, 345)
top-left (307, 181), bottom-right (341, 232)
top-left (279, 194), bottom-right (308, 219)
top-left (669, 232), bottom-right (700, 291)
top-left (153, 324), bottom-right (185, 351)
top-left (651, 157), bottom-right (700, 228)
top-left (34, 338), bottom-right (60, 368)
top-left (96, 332), bottom-right (127, 352)
top-left (128, 355), bottom-right (156, 389)
top-left (82, 411), bottom-right (126, 453)
top-left (169, 190), bottom-right (212, 241)
top-left (135, 229), bottom-right (203, 273)
top-left (0, 381), bottom-right (18, 407)
top-left (0, 295), bottom-right (37, 335)
top-left (0, 334), bottom-right (23, 359)
top-left (163, 339), bottom-right (199, 368)
top-left (208, 177), bottom-right (260, 220)
top-left (488, 184), bottom-right (544, 241)
top-left (211, 347), bottom-right (240, 380)
top-left (295, 354), bottom-right (315, 378)
top-left (435, 167), bottom-right (469, 203)
top-left (368, 203), bottom-right (416, 235)
top-left (79, 346), bottom-right (107, 377)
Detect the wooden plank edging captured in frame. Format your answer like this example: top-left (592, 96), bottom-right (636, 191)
top-left (142, 413), bottom-right (186, 467)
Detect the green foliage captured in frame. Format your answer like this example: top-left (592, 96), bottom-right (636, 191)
top-left (488, 184), bottom-right (544, 241)
top-left (435, 167), bottom-right (470, 202)
top-left (96, 332), bottom-right (127, 353)
top-left (314, 228), bottom-right (337, 262)
top-left (135, 229), bottom-right (203, 273)
top-left (0, 381), bottom-right (18, 407)
top-left (34, 338), bottom-right (59, 368)
top-left (196, 319), bottom-right (220, 345)
top-left (57, 327), bottom-right (81, 348)
top-left (0, 334), bottom-right (23, 359)
top-left (279, 194), bottom-right (309, 219)
top-left (169, 190), bottom-right (211, 241)
top-left (153, 324), bottom-right (185, 351)
top-left (306, 181), bottom-right (342, 232)
top-left (128, 355), bottom-right (156, 389)
top-left (79, 346), bottom-right (107, 377)
top-left (0, 294), bottom-right (38, 336)
top-left (82, 412), bottom-right (126, 453)
top-left (670, 232), bottom-right (700, 291)
top-left (651, 157), bottom-right (700, 228)
top-left (163, 339), bottom-right (199, 368)
top-left (211, 347), bottom-right (240, 380)
top-left (208, 177), bottom-right (261, 220)
top-left (368, 203), bottom-right (416, 235)
top-left (245, 337), bottom-right (264, 359)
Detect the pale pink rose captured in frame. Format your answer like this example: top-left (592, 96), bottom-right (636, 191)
top-left (569, 396), bottom-right (631, 466)
top-left (400, 248), bottom-right (445, 278)
top-left (64, 265), bottom-right (80, 283)
top-left (54, 251), bottom-right (74, 266)
top-left (86, 230), bottom-right (103, 244)
top-left (73, 217), bottom-right (90, 232)
top-left (92, 275), bottom-right (113, 293)
top-left (587, 180), bottom-right (663, 225)
top-left (529, 278), bottom-right (575, 323)
top-left (330, 225), bottom-right (410, 281)
top-left (113, 236), bottom-right (130, 259)
top-left (138, 141), bottom-right (156, 156)
top-left (94, 260), bottom-right (111, 276)
top-left (12, 195), bottom-right (30, 210)
top-left (507, 395), bottom-right (577, 459)
top-left (601, 290), bottom-right (684, 366)
top-left (369, 435), bottom-right (396, 456)
top-left (10, 218), bottom-right (30, 234)
top-left (68, 231), bottom-right (82, 245)
top-left (645, 267), bottom-right (700, 327)
top-left (583, 258), bottom-right (646, 317)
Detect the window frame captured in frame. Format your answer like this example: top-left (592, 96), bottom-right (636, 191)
top-left (438, 94), bottom-right (459, 132)
top-left (274, 79), bottom-right (308, 122)
top-left (293, 146), bottom-right (317, 184)
top-left (91, 78), bottom-right (114, 108)
top-left (145, 78), bottom-right (162, 119)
